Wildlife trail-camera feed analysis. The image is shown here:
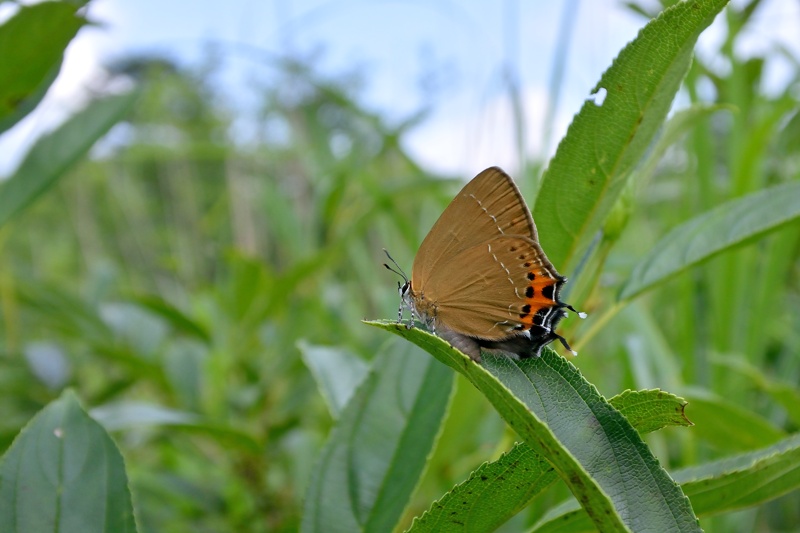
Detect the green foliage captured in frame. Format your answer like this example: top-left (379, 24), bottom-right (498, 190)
top-left (302, 342), bottom-right (453, 533)
top-left (1, 0), bottom-right (799, 531)
top-left (407, 389), bottom-right (692, 533)
top-left (0, 2), bottom-right (85, 128)
top-left (0, 390), bottom-right (136, 533)
top-left (0, 92), bottom-right (139, 228)
top-left (619, 180), bottom-right (800, 300)
top-left (533, 433), bottom-right (800, 531)
top-left (534, 0), bottom-right (728, 273)
top-left (370, 321), bottom-right (700, 532)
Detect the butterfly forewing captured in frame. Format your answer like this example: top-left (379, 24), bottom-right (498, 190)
top-left (412, 167), bottom-right (538, 291)
top-left (424, 235), bottom-right (565, 340)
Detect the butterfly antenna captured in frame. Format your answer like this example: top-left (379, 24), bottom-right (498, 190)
top-left (563, 302), bottom-right (588, 319)
top-left (382, 249), bottom-right (408, 282)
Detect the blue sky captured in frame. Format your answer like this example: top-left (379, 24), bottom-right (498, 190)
top-left (1, 0), bottom-right (798, 177)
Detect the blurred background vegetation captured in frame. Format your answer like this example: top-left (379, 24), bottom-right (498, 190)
top-left (1, 0), bottom-right (799, 532)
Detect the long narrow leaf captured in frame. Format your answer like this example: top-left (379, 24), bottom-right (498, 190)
top-left (0, 91), bottom-right (139, 228)
top-left (534, 0), bottom-right (729, 272)
top-left (532, 433), bottom-right (800, 531)
top-left (369, 320), bottom-right (701, 533)
top-left (407, 389), bottom-right (692, 533)
top-left (619, 180), bottom-right (800, 301)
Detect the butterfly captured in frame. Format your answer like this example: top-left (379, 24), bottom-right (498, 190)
top-left (386, 167), bottom-right (584, 362)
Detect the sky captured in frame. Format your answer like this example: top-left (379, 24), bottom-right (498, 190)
top-left (1, 0), bottom-right (799, 178)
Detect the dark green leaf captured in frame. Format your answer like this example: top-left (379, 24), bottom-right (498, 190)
top-left (532, 433), bottom-right (800, 531)
top-left (408, 443), bottom-right (555, 533)
top-left (407, 388), bottom-right (691, 533)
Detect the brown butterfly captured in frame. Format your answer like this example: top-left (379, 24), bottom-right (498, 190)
top-left (386, 167), bottom-right (584, 362)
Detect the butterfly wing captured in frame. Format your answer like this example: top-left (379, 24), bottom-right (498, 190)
top-left (423, 235), bottom-right (567, 342)
top-left (411, 167), bottom-right (538, 290)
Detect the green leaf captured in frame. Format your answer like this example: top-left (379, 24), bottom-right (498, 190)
top-left (0, 390), bottom-right (137, 533)
top-left (675, 433), bottom-right (800, 516)
top-left (0, 2), bottom-right (84, 123)
top-left (608, 389), bottom-right (692, 434)
top-left (713, 356), bottom-right (800, 427)
top-left (619, 180), bottom-right (800, 301)
top-left (368, 320), bottom-right (701, 533)
top-left (298, 341), bottom-right (369, 419)
top-left (681, 387), bottom-right (785, 453)
top-left (408, 443), bottom-right (555, 533)
top-left (0, 91), bottom-right (139, 228)
top-left (127, 294), bottom-right (211, 344)
top-left (407, 389), bottom-right (691, 533)
top-left (301, 341), bottom-right (454, 533)
top-left (531, 433), bottom-right (800, 531)
top-left (533, 0), bottom-right (729, 272)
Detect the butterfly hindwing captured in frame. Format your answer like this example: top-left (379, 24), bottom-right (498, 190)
top-left (424, 235), bottom-right (566, 341)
